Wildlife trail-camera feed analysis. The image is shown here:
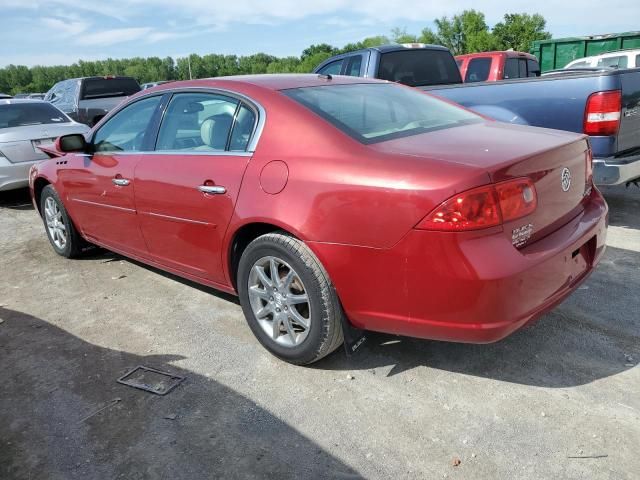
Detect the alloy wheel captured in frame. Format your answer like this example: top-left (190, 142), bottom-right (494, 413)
top-left (44, 196), bottom-right (67, 250)
top-left (247, 256), bottom-right (311, 347)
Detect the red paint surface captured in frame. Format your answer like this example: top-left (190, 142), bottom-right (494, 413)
top-left (31, 75), bottom-right (608, 343)
top-left (455, 51), bottom-right (539, 82)
top-left (260, 160), bottom-right (288, 194)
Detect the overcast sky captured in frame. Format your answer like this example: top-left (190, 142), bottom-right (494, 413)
top-left (2, 0), bottom-right (639, 67)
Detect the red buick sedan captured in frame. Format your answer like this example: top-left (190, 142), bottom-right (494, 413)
top-left (30, 74), bottom-right (608, 364)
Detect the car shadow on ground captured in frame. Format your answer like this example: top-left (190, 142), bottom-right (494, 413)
top-left (601, 185), bottom-right (640, 229)
top-left (0, 187), bottom-right (33, 210)
top-left (0, 307), bottom-right (361, 480)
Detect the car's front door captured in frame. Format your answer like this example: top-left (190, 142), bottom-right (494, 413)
top-left (134, 91), bottom-right (258, 285)
top-left (63, 95), bottom-right (163, 256)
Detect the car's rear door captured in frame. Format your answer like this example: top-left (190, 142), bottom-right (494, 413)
top-left (134, 90), bottom-right (259, 285)
top-left (62, 94), bottom-right (163, 256)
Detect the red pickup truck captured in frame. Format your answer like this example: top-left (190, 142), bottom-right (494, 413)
top-left (456, 51), bottom-right (540, 82)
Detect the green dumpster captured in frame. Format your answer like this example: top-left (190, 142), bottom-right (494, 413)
top-left (531, 31), bottom-right (640, 71)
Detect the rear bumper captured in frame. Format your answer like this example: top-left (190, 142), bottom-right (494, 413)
top-left (0, 157), bottom-right (43, 192)
top-left (310, 188), bottom-right (608, 343)
top-left (593, 153), bottom-right (640, 185)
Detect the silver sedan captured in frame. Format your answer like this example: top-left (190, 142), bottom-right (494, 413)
top-left (0, 99), bottom-right (89, 191)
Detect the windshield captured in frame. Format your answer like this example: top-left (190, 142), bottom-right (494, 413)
top-left (283, 83), bottom-right (481, 144)
top-left (80, 78), bottom-right (141, 100)
top-left (378, 50), bottom-right (462, 86)
top-left (0, 102), bottom-right (70, 129)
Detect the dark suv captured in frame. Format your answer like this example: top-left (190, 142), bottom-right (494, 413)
top-left (44, 76), bottom-right (141, 126)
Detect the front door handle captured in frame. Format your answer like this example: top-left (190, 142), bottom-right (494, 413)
top-left (198, 185), bottom-right (226, 195)
top-left (112, 178), bottom-right (130, 186)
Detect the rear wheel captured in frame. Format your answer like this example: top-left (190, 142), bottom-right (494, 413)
top-left (237, 232), bottom-right (344, 365)
top-left (40, 185), bottom-right (84, 258)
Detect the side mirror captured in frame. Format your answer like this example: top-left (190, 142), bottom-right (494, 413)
top-left (58, 134), bottom-right (87, 153)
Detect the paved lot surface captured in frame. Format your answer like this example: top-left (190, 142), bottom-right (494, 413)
top-left (1, 185), bottom-right (639, 480)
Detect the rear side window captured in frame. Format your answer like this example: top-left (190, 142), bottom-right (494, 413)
top-left (465, 58), bottom-right (491, 82)
top-left (378, 50), bottom-right (462, 86)
top-left (229, 104), bottom-right (256, 151)
top-left (597, 56), bottom-right (628, 68)
top-left (284, 83), bottom-right (481, 144)
top-left (345, 56), bottom-right (363, 76)
top-left (527, 59), bottom-right (541, 77)
top-left (80, 78), bottom-right (141, 100)
top-left (0, 102), bottom-right (69, 129)
top-left (504, 58), bottom-right (519, 79)
top-left (317, 60), bottom-right (344, 76)
top-left (155, 92), bottom-right (240, 152)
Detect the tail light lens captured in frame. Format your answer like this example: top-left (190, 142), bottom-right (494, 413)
top-left (585, 146), bottom-right (594, 191)
top-left (417, 178), bottom-right (537, 232)
top-left (583, 90), bottom-right (621, 136)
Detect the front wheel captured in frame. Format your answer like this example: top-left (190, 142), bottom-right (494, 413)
top-left (237, 232), bottom-right (344, 365)
top-left (40, 185), bottom-right (84, 258)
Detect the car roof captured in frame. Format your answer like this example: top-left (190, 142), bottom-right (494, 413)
top-left (150, 74), bottom-right (387, 92)
top-left (455, 51), bottom-right (535, 59)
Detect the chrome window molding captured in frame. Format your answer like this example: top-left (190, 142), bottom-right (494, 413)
top-left (93, 150), bottom-right (253, 157)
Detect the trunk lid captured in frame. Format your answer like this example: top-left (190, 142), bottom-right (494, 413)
top-left (371, 121), bottom-right (590, 246)
top-left (0, 123), bottom-right (89, 163)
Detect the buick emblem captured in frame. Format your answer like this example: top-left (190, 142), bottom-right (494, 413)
top-left (561, 167), bottom-right (571, 192)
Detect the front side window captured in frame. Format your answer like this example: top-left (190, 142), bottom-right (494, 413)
top-left (284, 83), bottom-right (481, 144)
top-left (318, 60), bottom-right (344, 76)
top-left (465, 58), bottom-right (491, 82)
top-left (636, 54), bottom-right (640, 68)
top-left (93, 95), bottom-right (161, 152)
top-left (0, 102), bottom-right (70, 129)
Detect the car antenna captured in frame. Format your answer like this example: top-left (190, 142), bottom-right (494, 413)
top-left (317, 73), bottom-right (332, 80)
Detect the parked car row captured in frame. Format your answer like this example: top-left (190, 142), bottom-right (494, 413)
top-left (314, 43), bottom-right (640, 186)
top-left (0, 99), bottom-right (89, 191)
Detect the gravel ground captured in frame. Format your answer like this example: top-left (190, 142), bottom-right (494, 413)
top-left (0, 185), bottom-right (638, 480)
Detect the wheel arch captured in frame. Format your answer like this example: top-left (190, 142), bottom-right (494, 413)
top-left (33, 176), bottom-right (51, 214)
top-left (226, 220), bottom-right (306, 291)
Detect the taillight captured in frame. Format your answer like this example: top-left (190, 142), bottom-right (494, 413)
top-left (495, 179), bottom-right (537, 222)
top-left (585, 146), bottom-right (594, 189)
top-left (583, 90), bottom-right (621, 136)
top-left (417, 178), bottom-right (537, 232)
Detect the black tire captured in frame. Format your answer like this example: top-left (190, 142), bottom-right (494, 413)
top-left (40, 185), bottom-right (84, 258)
top-left (237, 232), bottom-right (344, 365)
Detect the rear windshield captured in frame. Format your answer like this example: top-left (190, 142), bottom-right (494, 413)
top-left (80, 78), bottom-right (141, 100)
top-left (283, 83), bottom-right (481, 144)
top-left (378, 50), bottom-right (462, 86)
top-left (0, 102), bottom-right (69, 129)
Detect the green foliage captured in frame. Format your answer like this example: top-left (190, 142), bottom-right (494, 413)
top-left (492, 13), bottom-right (551, 52)
top-left (0, 11), bottom-right (552, 94)
top-left (433, 10), bottom-right (498, 55)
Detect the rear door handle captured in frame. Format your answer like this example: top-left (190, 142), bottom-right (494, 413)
top-left (112, 178), bottom-right (130, 186)
top-left (198, 185), bottom-right (226, 195)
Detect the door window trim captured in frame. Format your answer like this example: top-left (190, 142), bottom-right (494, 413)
top-left (90, 87), bottom-right (265, 157)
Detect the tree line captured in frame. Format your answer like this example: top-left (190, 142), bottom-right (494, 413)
top-left (0, 11), bottom-right (550, 95)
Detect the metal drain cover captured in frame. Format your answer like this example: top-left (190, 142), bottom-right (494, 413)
top-left (117, 366), bottom-right (185, 395)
